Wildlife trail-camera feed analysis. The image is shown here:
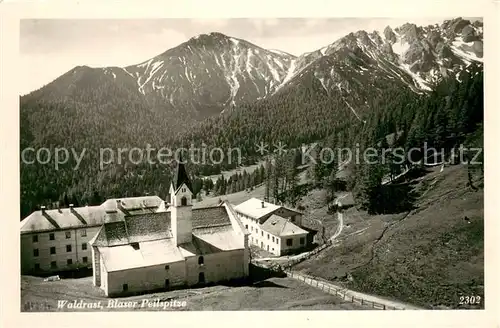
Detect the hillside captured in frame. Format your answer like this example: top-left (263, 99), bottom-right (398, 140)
top-left (21, 275), bottom-right (367, 311)
top-left (294, 164), bottom-right (484, 309)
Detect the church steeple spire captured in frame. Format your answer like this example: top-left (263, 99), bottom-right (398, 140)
top-left (172, 153), bottom-right (193, 194)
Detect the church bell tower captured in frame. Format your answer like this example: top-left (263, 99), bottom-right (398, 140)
top-left (170, 156), bottom-right (193, 246)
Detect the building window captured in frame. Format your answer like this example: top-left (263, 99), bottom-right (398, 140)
top-left (245, 224), bottom-right (248, 229)
top-left (50, 261), bottom-right (57, 269)
top-left (34, 263), bottom-right (40, 271)
top-left (267, 233), bottom-right (270, 239)
top-left (66, 245), bottom-right (72, 252)
top-left (291, 216), bottom-right (295, 222)
top-left (300, 237), bottom-right (305, 245)
top-left (33, 249), bottom-right (39, 257)
top-left (82, 257), bottom-right (88, 263)
top-left (198, 256), bottom-right (204, 265)
top-left (67, 259), bottom-right (73, 265)
top-left (81, 229), bottom-right (87, 237)
top-left (272, 236), bottom-right (275, 242)
top-left (261, 231), bottom-right (263, 237)
top-left (131, 242), bottom-right (140, 250)
top-left (276, 238), bottom-right (279, 244)
top-left (49, 233), bottom-right (55, 241)
top-left (122, 284), bottom-right (128, 292)
top-left (165, 265), bottom-right (170, 270)
top-left (65, 231), bottom-right (71, 239)
top-left (82, 243), bottom-right (87, 250)
top-left (50, 247), bottom-right (56, 254)
top-left (165, 279), bottom-right (170, 289)
top-left (286, 239), bottom-right (293, 246)
top-left (198, 272), bottom-right (205, 284)
top-left (181, 196), bottom-right (187, 206)
top-left (32, 235), bottom-right (38, 243)
top-left (182, 188), bottom-right (186, 193)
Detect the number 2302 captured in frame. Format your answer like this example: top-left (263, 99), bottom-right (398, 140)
top-left (459, 295), bottom-right (481, 305)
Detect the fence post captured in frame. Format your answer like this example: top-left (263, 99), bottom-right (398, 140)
top-left (361, 299), bottom-right (364, 305)
top-left (383, 304), bottom-right (386, 310)
top-left (351, 296), bottom-right (354, 302)
top-left (372, 301), bottom-right (374, 308)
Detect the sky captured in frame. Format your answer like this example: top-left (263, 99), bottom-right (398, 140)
top-left (20, 17), bottom-right (479, 95)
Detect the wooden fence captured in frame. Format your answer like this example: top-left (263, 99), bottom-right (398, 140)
top-left (285, 270), bottom-right (405, 310)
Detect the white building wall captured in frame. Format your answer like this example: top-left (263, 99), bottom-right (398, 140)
top-left (21, 226), bottom-right (101, 274)
top-left (100, 255), bottom-right (108, 292)
top-left (105, 260), bottom-right (186, 296)
top-left (260, 231), bottom-right (281, 256)
top-left (102, 249), bottom-right (245, 296)
top-left (184, 249), bottom-right (246, 286)
top-left (237, 212), bottom-right (307, 256)
top-left (92, 246), bottom-right (101, 286)
top-left (204, 250), bottom-right (246, 283)
top-left (224, 203), bottom-right (250, 276)
top-left (278, 233), bottom-right (308, 255)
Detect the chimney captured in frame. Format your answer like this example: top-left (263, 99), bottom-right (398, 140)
top-left (40, 205), bottom-right (46, 214)
top-left (261, 201), bottom-right (265, 208)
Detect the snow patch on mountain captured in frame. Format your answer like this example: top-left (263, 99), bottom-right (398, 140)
top-left (451, 38), bottom-right (483, 63)
top-left (400, 64), bottom-right (432, 91)
top-left (391, 39), bottom-right (410, 57)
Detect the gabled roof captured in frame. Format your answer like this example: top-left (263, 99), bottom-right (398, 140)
top-left (192, 206), bottom-right (232, 228)
top-left (20, 206), bottom-right (107, 233)
top-left (91, 212), bottom-right (172, 247)
top-left (172, 158), bottom-right (193, 193)
top-left (99, 238), bottom-right (185, 272)
top-left (233, 198), bottom-right (280, 220)
top-left (101, 196), bottom-right (163, 212)
top-left (20, 196), bottom-right (165, 234)
top-left (260, 214), bottom-right (308, 237)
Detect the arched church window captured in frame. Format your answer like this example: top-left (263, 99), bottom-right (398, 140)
top-left (181, 196), bottom-right (187, 206)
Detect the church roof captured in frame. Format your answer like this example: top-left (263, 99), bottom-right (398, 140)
top-left (91, 204), bottom-right (236, 246)
top-left (192, 206), bottom-right (232, 228)
top-left (91, 212), bottom-right (172, 247)
top-left (172, 158), bottom-right (193, 193)
top-left (92, 203), bottom-right (245, 272)
top-left (99, 238), bottom-right (185, 272)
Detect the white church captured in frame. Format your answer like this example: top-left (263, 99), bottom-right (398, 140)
top-left (88, 160), bottom-right (250, 297)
